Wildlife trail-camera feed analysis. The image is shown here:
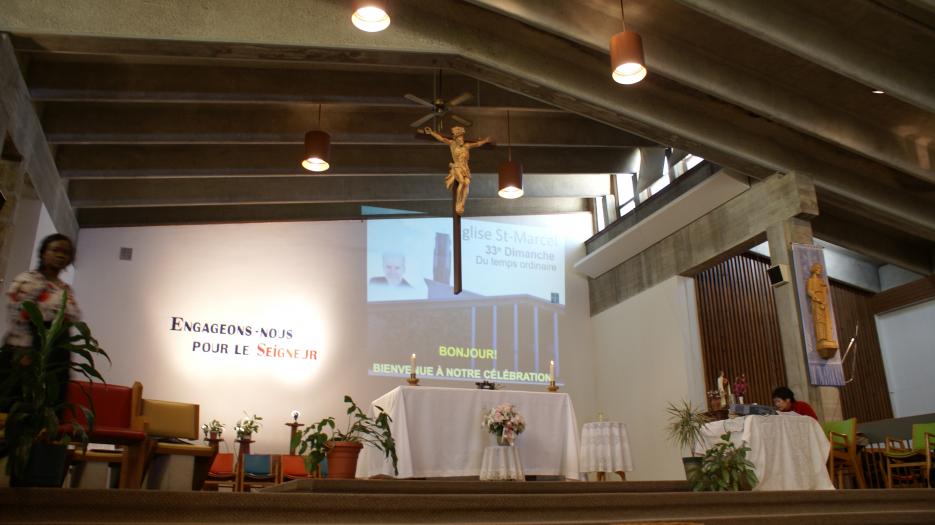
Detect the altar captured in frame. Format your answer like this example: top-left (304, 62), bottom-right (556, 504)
top-left (357, 386), bottom-right (581, 479)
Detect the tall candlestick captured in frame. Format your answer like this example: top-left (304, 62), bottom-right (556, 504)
top-left (549, 360), bottom-right (555, 382)
top-left (411, 353), bottom-right (416, 372)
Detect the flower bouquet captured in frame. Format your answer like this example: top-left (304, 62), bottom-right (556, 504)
top-left (482, 403), bottom-right (526, 446)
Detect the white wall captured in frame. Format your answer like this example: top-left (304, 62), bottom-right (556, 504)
top-left (875, 299), bottom-right (935, 417)
top-left (72, 214), bottom-right (597, 456)
top-left (590, 276), bottom-right (705, 480)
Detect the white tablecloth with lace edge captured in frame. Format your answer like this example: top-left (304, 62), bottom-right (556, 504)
top-left (579, 422), bottom-right (634, 474)
top-left (694, 414), bottom-right (833, 490)
top-left (357, 386), bottom-right (581, 479)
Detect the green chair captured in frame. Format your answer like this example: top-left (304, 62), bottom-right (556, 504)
top-left (884, 422), bottom-right (935, 488)
top-left (822, 418), bottom-right (866, 489)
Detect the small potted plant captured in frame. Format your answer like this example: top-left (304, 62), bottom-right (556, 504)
top-left (482, 403), bottom-right (526, 446)
top-left (293, 395), bottom-right (397, 479)
top-left (0, 293), bottom-right (109, 486)
top-left (235, 413), bottom-right (262, 440)
top-left (201, 419), bottom-right (225, 440)
top-left (691, 432), bottom-right (758, 491)
top-left (665, 400), bottom-right (711, 481)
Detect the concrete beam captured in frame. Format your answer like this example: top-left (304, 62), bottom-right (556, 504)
top-left (0, 34), bottom-right (77, 238)
top-left (68, 174), bottom-right (611, 207)
top-left (76, 198), bottom-right (590, 227)
top-left (470, 0), bottom-right (935, 185)
top-left (588, 171), bottom-right (818, 315)
top-left (55, 144), bottom-right (635, 178)
top-left (677, 0), bottom-right (935, 114)
top-left (40, 101), bottom-right (647, 147)
top-left (24, 59), bottom-right (548, 109)
top-left (812, 210), bottom-right (933, 276)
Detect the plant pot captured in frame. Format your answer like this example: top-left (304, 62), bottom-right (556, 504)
top-left (681, 456), bottom-right (702, 483)
top-left (326, 441), bottom-right (363, 479)
top-left (10, 443), bottom-right (68, 487)
top-left (209, 431), bottom-right (219, 440)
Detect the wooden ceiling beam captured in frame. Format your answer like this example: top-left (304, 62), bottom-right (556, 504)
top-left (56, 144), bottom-right (636, 178)
top-left (40, 101), bottom-right (650, 147)
top-left (68, 174), bottom-right (611, 208)
top-left (75, 198), bottom-right (590, 227)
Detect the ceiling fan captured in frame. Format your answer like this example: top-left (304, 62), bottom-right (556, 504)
top-left (404, 70), bottom-right (474, 129)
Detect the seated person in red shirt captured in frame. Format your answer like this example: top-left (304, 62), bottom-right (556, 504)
top-left (772, 386), bottom-right (819, 421)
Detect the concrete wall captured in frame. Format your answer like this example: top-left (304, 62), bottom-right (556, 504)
top-left (71, 214), bottom-right (598, 456)
top-left (590, 276), bottom-right (706, 480)
top-left (875, 299), bottom-right (935, 417)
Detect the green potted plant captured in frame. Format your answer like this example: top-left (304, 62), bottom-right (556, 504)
top-left (234, 413), bottom-right (262, 440)
top-left (201, 419), bottom-right (225, 440)
top-left (665, 400), bottom-right (711, 481)
top-left (691, 432), bottom-right (758, 491)
top-left (293, 395), bottom-right (397, 479)
top-left (0, 293), bottom-right (110, 486)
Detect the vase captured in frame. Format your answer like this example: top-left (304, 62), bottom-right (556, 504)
top-left (326, 441), bottom-right (364, 479)
top-left (496, 434), bottom-right (512, 446)
top-left (209, 431), bottom-right (218, 440)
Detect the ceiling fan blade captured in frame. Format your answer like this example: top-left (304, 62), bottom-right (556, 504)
top-left (447, 92), bottom-right (473, 107)
top-left (404, 93), bottom-right (435, 108)
top-left (410, 113), bottom-right (437, 128)
top-left (451, 113), bottom-right (473, 127)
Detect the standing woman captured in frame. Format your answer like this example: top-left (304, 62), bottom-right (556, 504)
top-left (1, 234), bottom-right (82, 406)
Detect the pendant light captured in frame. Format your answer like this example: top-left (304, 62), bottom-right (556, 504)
top-left (498, 111), bottom-right (524, 199)
top-left (610, 0), bottom-right (646, 85)
top-left (351, 1), bottom-right (391, 32)
top-left (302, 104), bottom-right (331, 172)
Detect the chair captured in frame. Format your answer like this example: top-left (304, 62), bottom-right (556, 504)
top-left (821, 418), bottom-right (866, 489)
top-left (884, 422), bottom-right (935, 488)
top-left (138, 396), bottom-right (217, 490)
top-left (202, 452), bottom-right (237, 491)
top-left (238, 454), bottom-right (279, 492)
top-left (280, 455), bottom-right (321, 482)
top-left (62, 381), bottom-right (147, 489)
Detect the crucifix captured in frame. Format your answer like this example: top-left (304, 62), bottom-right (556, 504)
top-left (419, 125), bottom-right (491, 294)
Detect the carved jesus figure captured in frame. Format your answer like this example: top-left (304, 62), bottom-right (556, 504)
top-left (421, 126), bottom-right (491, 215)
top-left (807, 263), bottom-right (838, 358)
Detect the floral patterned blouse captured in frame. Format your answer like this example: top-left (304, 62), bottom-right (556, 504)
top-left (4, 270), bottom-right (82, 348)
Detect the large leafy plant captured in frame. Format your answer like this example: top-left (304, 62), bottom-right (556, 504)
top-left (293, 395), bottom-right (397, 475)
top-left (0, 292), bottom-right (110, 478)
top-left (691, 432), bottom-right (758, 491)
top-left (665, 400), bottom-right (711, 457)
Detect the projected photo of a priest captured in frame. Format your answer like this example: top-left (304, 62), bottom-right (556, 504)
top-left (369, 252), bottom-right (412, 288)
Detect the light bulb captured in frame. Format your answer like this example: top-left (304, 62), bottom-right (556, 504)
top-left (352, 6), bottom-right (390, 32)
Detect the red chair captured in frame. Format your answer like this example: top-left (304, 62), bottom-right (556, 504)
top-left (62, 381), bottom-right (147, 488)
top-left (202, 453), bottom-right (237, 491)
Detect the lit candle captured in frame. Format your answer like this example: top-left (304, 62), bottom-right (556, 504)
top-left (549, 360), bottom-right (555, 382)
top-left (411, 353), bottom-right (416, 373)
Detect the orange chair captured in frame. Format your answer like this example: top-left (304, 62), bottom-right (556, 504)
top-left (62, 381), bottom-right (147, 489)
top-left (202, 453), bottom-right (236, 491)
top-left (280, 454), bottom-right (321, 482)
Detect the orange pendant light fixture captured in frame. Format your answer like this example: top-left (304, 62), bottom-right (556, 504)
top-left (610, 0), bottom-right (646, 85)
top-left (351, 1), bottom-right (391, 32)
top-left (498, 111), bottom-right (524, 199)
top-left (302, 104), bottom-right (331, 172)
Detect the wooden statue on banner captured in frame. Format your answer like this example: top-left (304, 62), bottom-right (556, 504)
top-left (421, 126), bottom-right (491, 216)
top-left (806, 263), bottom-right (838, 359)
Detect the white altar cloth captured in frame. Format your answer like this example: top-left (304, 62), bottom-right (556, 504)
top-left (357, 386), bottom-right (581, 479)
top-left (579, 421), bottom-right (634, 474)
top-left (695, 414), bottom-right (833, 491)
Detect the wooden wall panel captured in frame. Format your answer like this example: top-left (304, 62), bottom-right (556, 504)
top-left (831, 282), bottom-right (894, 422)
top-left (695, 253), bottom-right (894, 422)
top-left (695, 254), bottom-right (787, 406)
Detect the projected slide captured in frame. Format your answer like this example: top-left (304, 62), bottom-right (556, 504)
top-left (366, 217), bottom-right (565, 304)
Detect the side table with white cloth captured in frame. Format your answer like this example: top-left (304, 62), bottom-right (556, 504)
top-left (695, 414), bottom-right (834, 491)
top-left (357, 386), bottom-right (581, 479)
top-left (480, 445), bottom-right (525, 481)
top-left (580, 421), bottom-right (634, 481)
